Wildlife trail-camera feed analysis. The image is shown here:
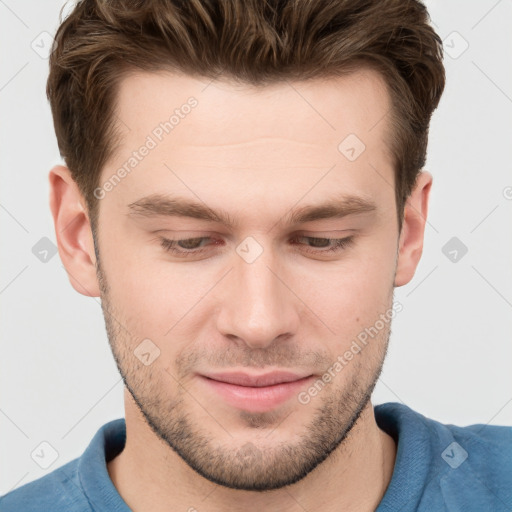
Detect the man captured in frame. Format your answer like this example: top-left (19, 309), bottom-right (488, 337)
top-left (1, 0), bottom-right (510, 510)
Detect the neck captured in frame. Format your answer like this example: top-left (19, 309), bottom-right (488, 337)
top-left (107, 398), bottom-right (396, 512)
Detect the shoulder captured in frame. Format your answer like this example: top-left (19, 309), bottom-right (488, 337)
top-left (375, 402), bottom-right (512, 510)
top-left (441, 420), bottom-right (512, 486)
top-left (0, 458), bottom-right (92, 512)
top-left (0, 418), bottom-right (126, 512)
top-left (376, 401), bottom-right (512, 451)
top-left (449, 419), bottom-right (512, 457)
top-left (438, 422), bottom-right (512, 510)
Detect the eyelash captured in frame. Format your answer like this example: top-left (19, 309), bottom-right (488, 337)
top-left (158, 235), bottom-right (355, 257)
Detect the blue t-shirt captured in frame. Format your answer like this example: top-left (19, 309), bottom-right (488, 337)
top-left (1, 402), bottom-right (511, 511)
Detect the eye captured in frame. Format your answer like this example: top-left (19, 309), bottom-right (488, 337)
top-left (291, 235), bottom-right (355, 254)
top-left (157, 234), bottom-right (355, 259)
top-left (159, 236), bottom-right (216, 256)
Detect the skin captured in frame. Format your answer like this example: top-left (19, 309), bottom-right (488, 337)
top-left (49, 68), bottom-right (432, 511)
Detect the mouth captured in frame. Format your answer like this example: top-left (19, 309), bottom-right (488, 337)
top-left (197, 371), bottom-right (315, 413)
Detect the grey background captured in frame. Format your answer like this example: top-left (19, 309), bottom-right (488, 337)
top-left (1, 0), bottom-right (511, 495)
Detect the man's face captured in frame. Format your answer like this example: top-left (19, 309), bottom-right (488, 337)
top-left (94, 69), bottom-right (400, 490)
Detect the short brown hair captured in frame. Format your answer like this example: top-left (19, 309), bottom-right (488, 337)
top-left (47, 0), bottom-right (445, 233)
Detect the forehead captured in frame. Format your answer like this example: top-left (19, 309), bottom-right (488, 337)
top-left (103, 68), bottom-right (395, 222)
top-left (113, 67), bottom-right (392, 150)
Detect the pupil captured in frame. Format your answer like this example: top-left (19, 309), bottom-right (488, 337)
top-left (179, 238), bottom-right (203, 249)
top-left (308, 237), bottom-right (329, 248)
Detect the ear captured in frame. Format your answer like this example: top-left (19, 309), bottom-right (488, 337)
top-left (49, 165), bottom-right (100, 297)
top-left (394, 171), bottom-right (433, 287)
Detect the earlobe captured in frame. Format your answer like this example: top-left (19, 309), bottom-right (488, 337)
top-left (394, 171), bottom-right (433, 287)
top-left (49, 165), bottom-right (101, 297)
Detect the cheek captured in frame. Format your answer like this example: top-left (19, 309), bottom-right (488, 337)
top-left (99, 235), bottom-right (218, 338)
top-left (295, 235), bottom-right (396, 342)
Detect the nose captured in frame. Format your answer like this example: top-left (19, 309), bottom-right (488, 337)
top-left (215, 244), bottom-right (300, 350)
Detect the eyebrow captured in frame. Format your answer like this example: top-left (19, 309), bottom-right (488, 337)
top-left (126, 193), bottom-right (377, 228)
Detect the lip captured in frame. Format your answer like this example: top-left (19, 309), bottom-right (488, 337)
top-left (201, 370), bottom-right (311, 387)
top-left (197, 371), bottom-right (315, 412)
